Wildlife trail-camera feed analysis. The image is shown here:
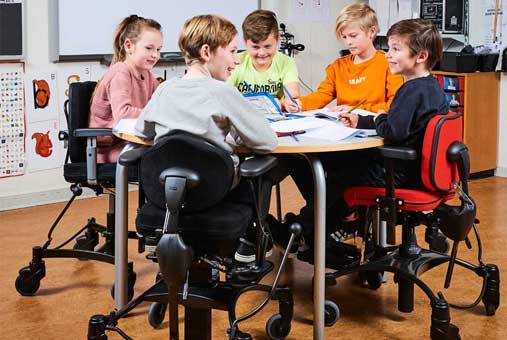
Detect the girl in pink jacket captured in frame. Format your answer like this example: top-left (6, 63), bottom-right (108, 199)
top-left (89, 15), bottom-right (162, 163)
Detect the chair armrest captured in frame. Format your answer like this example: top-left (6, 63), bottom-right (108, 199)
top-left (379, 146), bottom-right (417, 160)
top-left (74, 128), bottom-right (113, 137)
top-left (118, 146), bottom-right (150, 166)
top-left (72, 128), bottom-right (111, 185)
top-left (239, 155), bottom-right (278, 178)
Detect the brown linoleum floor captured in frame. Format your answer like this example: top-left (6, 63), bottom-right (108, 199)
top-left (1, 177), bottom-right (506, 339)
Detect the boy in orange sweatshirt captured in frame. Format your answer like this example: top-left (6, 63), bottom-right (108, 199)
top-left (279, 4), bottom-right (404, 257)
top-left (285, 3), bottom-right (403, 114)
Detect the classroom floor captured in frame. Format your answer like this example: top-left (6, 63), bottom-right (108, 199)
top-left (1, 177), bottom-right (506, 339)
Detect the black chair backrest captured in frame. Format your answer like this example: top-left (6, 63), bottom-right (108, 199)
top-left (140, 131), bottom-right (235, 212)
top-left (65, 81), bottom-right (97, 163)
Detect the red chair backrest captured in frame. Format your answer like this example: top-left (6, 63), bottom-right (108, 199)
top-left (421, 112), bottom-right (463, 192)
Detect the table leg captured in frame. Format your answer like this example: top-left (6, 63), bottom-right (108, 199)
top-left (305, 154), bottom-right (326, 340)
top-left (114, 143), bottom-right (135, 310)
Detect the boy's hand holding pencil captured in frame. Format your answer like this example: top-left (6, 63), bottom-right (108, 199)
top-left (282, 84), bottom-right (301, 113)
top-left (336, 99), bottom-right (366, 128)
top-left (283, 97), bottom-right (302, 113)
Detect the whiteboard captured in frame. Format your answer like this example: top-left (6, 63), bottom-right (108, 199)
top-left (50, 0), bottom-right (259, 61)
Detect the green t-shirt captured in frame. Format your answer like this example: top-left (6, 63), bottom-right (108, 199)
top-left (227, 51), bottom-right (299, 100)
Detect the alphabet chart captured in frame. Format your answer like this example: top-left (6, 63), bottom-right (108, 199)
top-left (0, 62), bottom-right (25, 178)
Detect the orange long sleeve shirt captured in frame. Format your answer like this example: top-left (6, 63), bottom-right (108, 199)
top-left (300, 50), bottom-right (403, 113)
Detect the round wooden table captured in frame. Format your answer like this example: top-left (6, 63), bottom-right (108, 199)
top-left (113, 131), bottom-right (383, 339)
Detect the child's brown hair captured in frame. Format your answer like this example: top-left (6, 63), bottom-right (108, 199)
top-left (335, 3), bottom-right (379, 38)
top-left (178, 15), bottom-right (237, 66)
top-left (112, 15), bottom-right (162, 64)
top-left (387, 18), bottom-right (443, 70)
top-left (242, 10), bottom-right (279, 43)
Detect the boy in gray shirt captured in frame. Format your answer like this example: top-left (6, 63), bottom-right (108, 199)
top-left (135, 15), bottom-right (278, 264)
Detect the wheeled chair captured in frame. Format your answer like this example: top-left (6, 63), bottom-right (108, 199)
top-left (87, 131), bottom-right (300, 340)
top-left (322, 112), bottom-right (500, 338)
top-left (16, 81), bottom-right (139, 297)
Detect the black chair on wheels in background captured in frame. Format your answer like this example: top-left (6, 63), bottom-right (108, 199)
top-left (87, 131), bottom-right (301, 340)
top-left (16, 81), bottom-right (138, 297)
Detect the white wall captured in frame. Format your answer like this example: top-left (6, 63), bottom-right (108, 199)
top-left (1, 0), bottom-right (506, 211)
top-left (262, 0), bottom-right (351, 92)
top-left (0, 0), bottom-right (186, 210)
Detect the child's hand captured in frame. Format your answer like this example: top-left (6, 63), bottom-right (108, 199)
top-left (329, 104), bottom-right (352, 112)
top-left (283, 97), bottom-right (302, 113)
top-left (338, 112), bottom-right (359, 128)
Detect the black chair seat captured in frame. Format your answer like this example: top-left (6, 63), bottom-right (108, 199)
top-left (64, 163), bottom-right (139, 186)
top-left (136, 201), bottom-right (252, 241)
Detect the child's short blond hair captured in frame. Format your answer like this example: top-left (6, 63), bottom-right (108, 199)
top-left (335, 3), bottom-right (379, 37)
top-left (178, 15), bottom-right (237, 66)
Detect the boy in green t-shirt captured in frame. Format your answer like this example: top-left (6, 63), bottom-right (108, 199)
top-left (227, 9), bottom-right (300, 111)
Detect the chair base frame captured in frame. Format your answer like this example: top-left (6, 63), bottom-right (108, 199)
top-left (322, 211), bottom-right (500, 339)
top-left (15, 185), bottom-right (138, 296)
top-left (87, 261), bottom-right (294, 340)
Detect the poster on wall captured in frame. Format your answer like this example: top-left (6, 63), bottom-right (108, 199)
top-left (24, 71), bottom-right (58, 123)
top-left (56, 64), bottom-right (91, 130)
top-left (0, 62), bottom-right (25, 178)
top-left (57, 64), bottom-right (91, 112)
top-left (25, 119), bottom-right (63, 172)
top-left (481, 0), bottom-right (507, 51)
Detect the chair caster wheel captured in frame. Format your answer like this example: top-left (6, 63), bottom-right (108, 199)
top-left (265, 314), bottom-right (291, 340)
top-left (484, 300), bottom-right (499, 316)
top-left (324, 300), bottom-right (340, 327)
top-left (88, 314), bottom-right (108, 340)
top-left (15, 267), bottom-right (41, 296)
top-left (482, 264), bottom-right (500, 316)
top-left (359, 271), bottom-right (384, 290)
top-left (148, 302), bottom-right (167, 328)
top-left (228, 327), bottom-right (253, 340)
top-left (110, 270), bottom-right (136, 301)
top-left (429, 234), bottom-right (450, 254)
top-left (15, 263), bottom-right (45, 296)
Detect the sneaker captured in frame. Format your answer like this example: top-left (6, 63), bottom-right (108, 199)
top-left (273, 214), bottom-right (300, 258)
top-left (234, 237), bottom-right (273, 263)
top-left (297, 239), bottom-right (360, 270)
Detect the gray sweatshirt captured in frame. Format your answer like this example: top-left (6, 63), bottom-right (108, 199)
top-left (135, 76), bottom-right (278, 167)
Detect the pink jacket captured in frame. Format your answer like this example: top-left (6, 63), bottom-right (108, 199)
top-left (89, 61), bottom-right (158, 163)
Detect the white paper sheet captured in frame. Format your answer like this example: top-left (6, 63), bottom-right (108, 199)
top-left (270, 117), bottom-right (328, 133)
top-left (26, 119), bottom-right (63, 172)
top-left (24, 72), bottom-right (59, 123)
top-left (113, 118), bottom-right (138, 135)
top-left (270, 115), bottom-right (375, 141)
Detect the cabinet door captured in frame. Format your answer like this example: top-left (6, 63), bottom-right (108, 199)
top-left (463, 73), bottom-right (499, 173)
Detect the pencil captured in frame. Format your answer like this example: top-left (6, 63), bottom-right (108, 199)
top-left (243, 80), bottom-right (255, 94)
top-left (282, 84), bottom-right (300, 113)
top-left (337, 99), bottom-right (366, 121)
